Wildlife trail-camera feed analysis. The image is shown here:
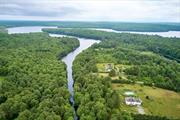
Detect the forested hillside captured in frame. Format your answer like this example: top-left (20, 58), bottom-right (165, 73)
top-left (0, 33), bottom-right (79, 120)
top-left (1, 21), bottom-right (180, 32)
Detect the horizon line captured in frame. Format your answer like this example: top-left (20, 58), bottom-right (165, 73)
top-left (0, 20), bottom-right (180, 24)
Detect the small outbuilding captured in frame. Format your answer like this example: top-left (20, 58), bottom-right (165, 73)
top-left (105, 63), bottom-right (113, 72)
top-left (124, 91), bottom-right (135, 96)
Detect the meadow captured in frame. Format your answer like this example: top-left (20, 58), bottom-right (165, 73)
top-left (113, 83), bottom-right (180, 119)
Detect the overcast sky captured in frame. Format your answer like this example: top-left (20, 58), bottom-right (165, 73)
top-left (0, 0), bottom-right (180, 22)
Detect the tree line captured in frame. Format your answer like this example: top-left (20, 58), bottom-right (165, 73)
top-left (1, 21), bottom-right (180, 32)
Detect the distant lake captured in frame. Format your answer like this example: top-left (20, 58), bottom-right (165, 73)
top-left (8, 26), bottom-right (180, 38)
top-left (93, 28), bottom-right (180, 38)
top-left (7, 26), bottom-right (57, 34)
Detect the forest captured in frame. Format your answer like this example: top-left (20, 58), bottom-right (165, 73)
top-left (0, 32), bottom-right (79, 120)
top-left (0, 21), bottom-right (180, 32)
top-left (44, 28), bottom-right (180, 91)
top-left (0, 25), bottom-right (179, 120)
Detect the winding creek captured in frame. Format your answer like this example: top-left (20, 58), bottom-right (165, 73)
top-left (50, 34), bottom-right (100, 119)
top-left (7, 26), bottom-right (180, 119)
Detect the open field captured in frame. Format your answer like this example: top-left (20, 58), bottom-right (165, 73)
top-left (96, 63), bottom-right (114, 72)
top-left (112, 83), bottom-right (180, 119)
top-left (96, 63), bottom-right (131, 80)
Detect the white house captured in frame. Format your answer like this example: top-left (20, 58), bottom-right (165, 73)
top-left (125, 97), bottom-right (142, 106)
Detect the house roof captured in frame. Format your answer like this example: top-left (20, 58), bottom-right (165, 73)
top-left (125, 97), bottom-right (142, 103)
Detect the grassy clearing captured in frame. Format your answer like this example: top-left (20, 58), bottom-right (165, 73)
top-left (96, 63), bottom-right (131, 80)
top-left (112, 83), bottom-right (180, 119)
top-left (96, 63), bottom-right (114, 72)
top-left (98, 73), bottom-right (119, 80)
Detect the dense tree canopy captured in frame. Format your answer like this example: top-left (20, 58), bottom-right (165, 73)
top-left (0, 32), bottom-right (79, 120)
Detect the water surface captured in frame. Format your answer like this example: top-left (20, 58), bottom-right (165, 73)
top-left (93, 28), bottom-right (180, 38)
top-left (50, 33), bottom-right (100, 103)
top-left (8, 27), bottom-right (180, 38)
top-left (8, 26), bottom-right (57, 34)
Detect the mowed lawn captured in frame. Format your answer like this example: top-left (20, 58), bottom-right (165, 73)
top-left (112, 83), bottom-right (180, 119)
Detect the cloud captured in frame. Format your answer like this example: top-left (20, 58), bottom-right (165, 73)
top-left (0, 0), bottom-right (179, 22)
top-left (0, 1), bottom-right (82, 17)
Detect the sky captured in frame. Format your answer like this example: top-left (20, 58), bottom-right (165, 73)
top-left (0, 0), bottom-right (180, 22)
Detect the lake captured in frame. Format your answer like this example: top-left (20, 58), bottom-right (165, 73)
top-left (93, 28), bottom-right (180, 38)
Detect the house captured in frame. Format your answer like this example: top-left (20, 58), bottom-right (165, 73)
top-left (105, 63), bottom-right (113, 72)
top-left (125, 97), bottom-right (142, 106)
